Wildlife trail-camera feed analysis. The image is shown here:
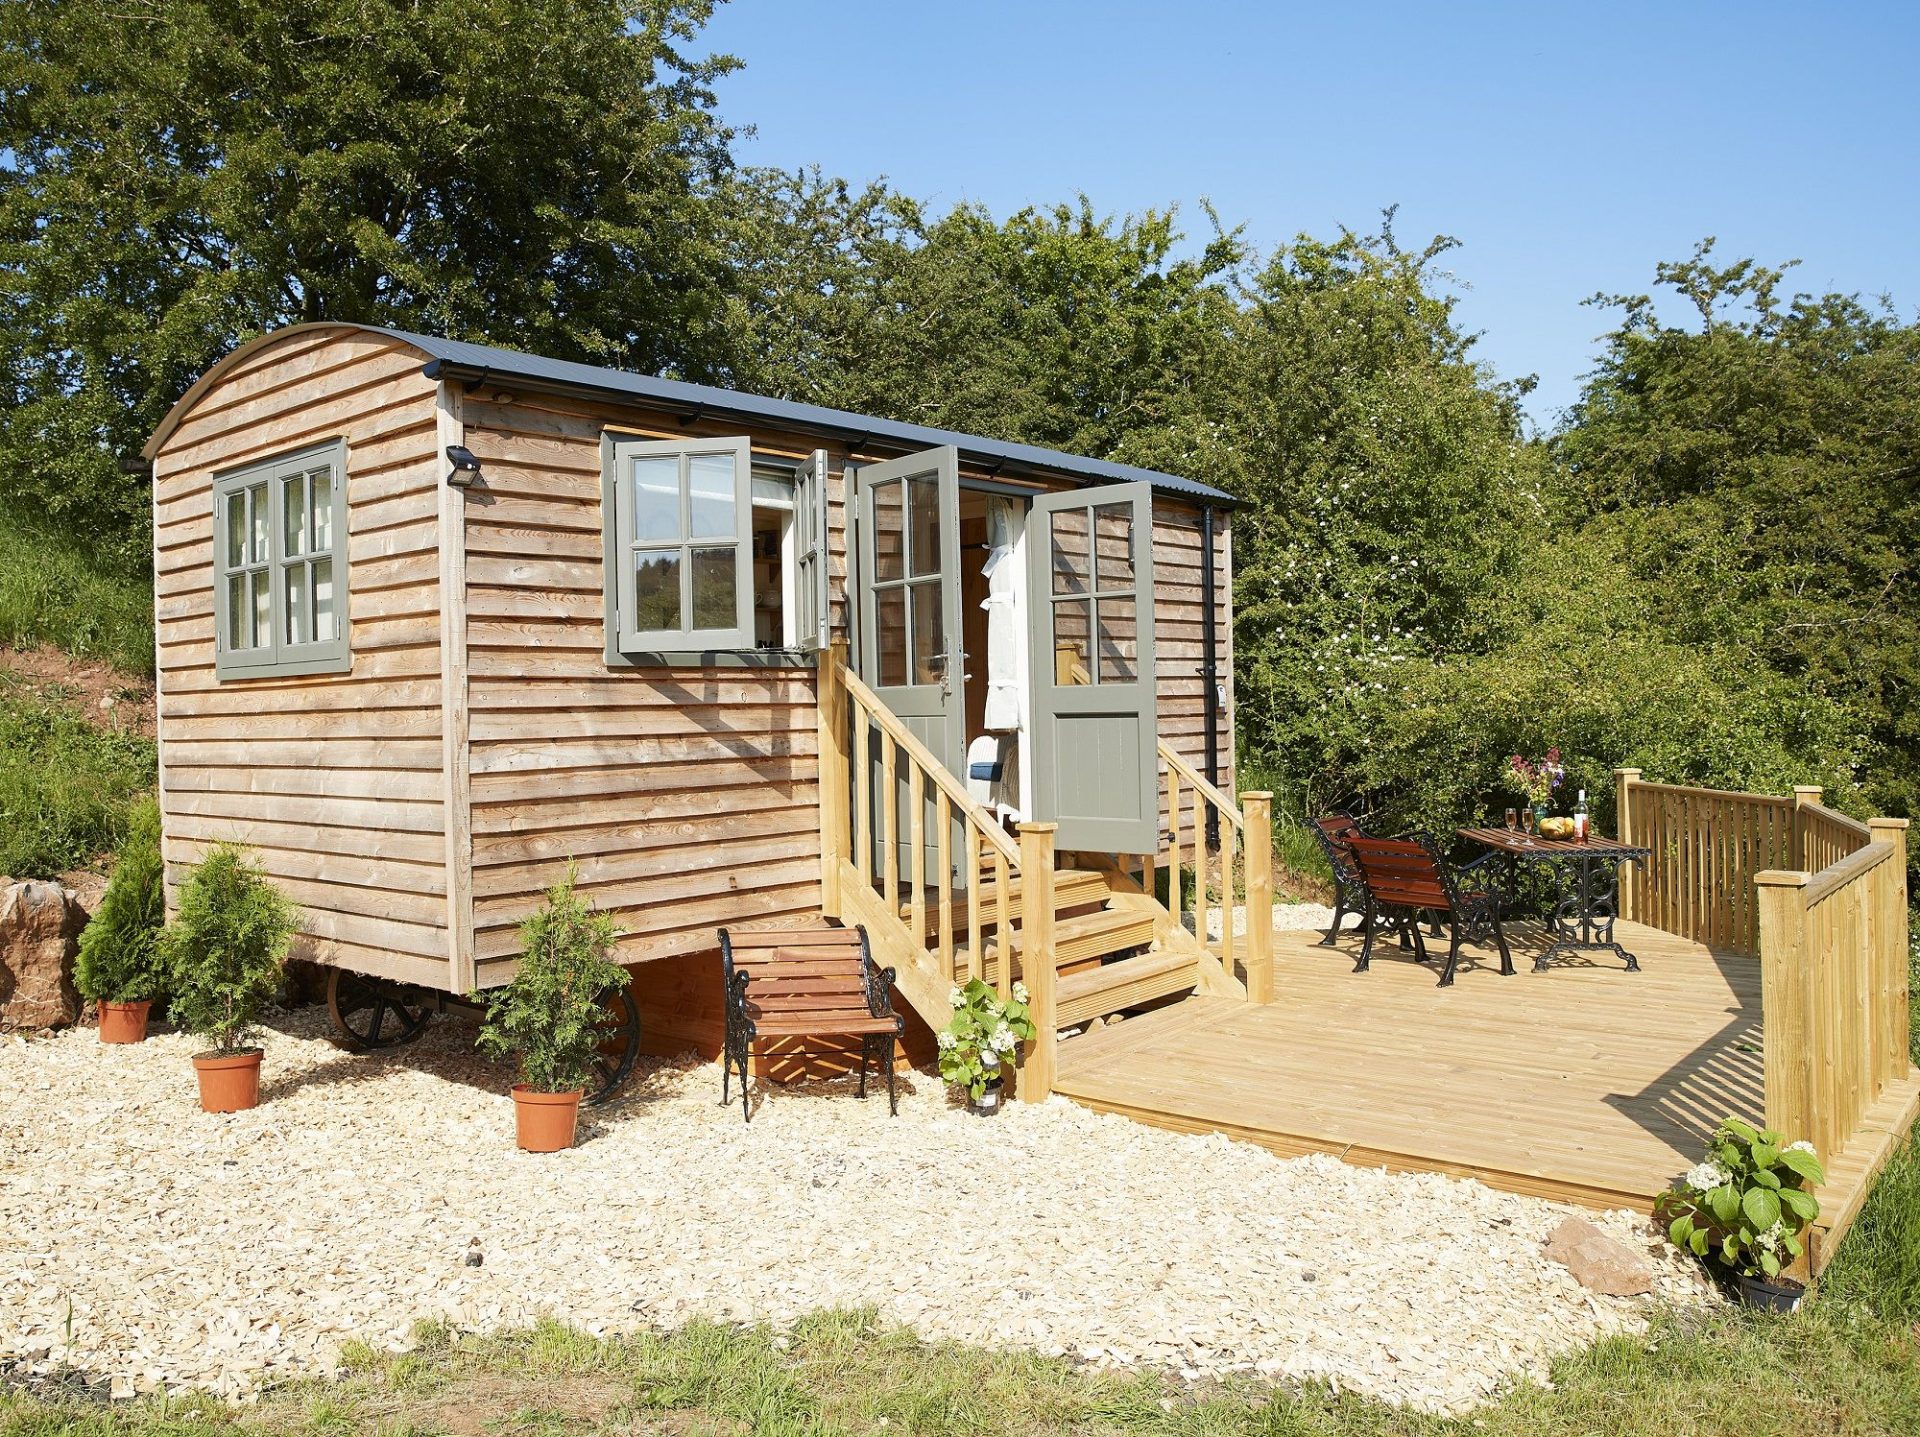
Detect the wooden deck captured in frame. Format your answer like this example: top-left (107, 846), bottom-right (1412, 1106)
top-left (1056, 918), bottom-right (1769, 1211)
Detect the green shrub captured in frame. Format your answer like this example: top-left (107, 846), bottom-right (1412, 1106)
top-left (0, 680), bottom-right (155, 877)
top-left (0, 509), bottom-right (154, 676)
top-left (1656, 1117), bottom-right (1824, 1282)
top-left (73, 795), bottom-right (167, 1002)
top-left (161, 845), bottom-right (298, 1054)
top-left (476, 867), bottom-right (630, 1094)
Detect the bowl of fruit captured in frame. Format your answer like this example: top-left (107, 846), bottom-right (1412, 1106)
top-left (1539, 816), bottom-right (1577, 840)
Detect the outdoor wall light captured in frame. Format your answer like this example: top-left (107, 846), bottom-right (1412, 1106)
top-left (445, 445), bottom-right (482, 487)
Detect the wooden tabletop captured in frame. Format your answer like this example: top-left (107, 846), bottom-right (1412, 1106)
top-left (1458, 827), bottom-right (1649, 859)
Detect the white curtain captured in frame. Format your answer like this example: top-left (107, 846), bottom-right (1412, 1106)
top-left (980, 496), bottom-right (1021, 733)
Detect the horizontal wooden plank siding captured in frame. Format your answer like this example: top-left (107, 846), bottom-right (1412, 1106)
top-left (151, 329), bottom-right (450, 980)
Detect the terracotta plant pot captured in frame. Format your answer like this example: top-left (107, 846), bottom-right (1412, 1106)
top-left (192, 1049), bottom-right (263, 1113)
top-left (97, 1000), bottom-right (152, 1045)
top-left (511, 1085), bottom-right (583, 1152)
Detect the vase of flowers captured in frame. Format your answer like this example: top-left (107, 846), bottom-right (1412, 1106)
top-left (1509, 747), bottom-right (1566, 825)
top-left (938, 977), bottom-right (1036, 1115)
top-left (1655, 1117), bottom-right (1824, 1310)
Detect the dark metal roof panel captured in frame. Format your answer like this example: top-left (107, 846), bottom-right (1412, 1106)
top-left (387, 327), bottom-right (1236, 504)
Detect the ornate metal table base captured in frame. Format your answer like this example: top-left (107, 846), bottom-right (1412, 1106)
top-left (1457, 829), bottom-right (1651, 976)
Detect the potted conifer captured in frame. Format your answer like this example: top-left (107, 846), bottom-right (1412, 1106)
top-left (476, 867), bottom-right (632, 1152)
top-left (74, 796), bottom-right (168, 1043)
top-left (161, 845), bottom-right (297, 1112)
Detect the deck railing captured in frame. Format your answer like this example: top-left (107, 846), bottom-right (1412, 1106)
top-left (817, 643), bottom-right (1060, 1098)
top-left (1150, 742), bottom-right (1274, 1003)
top-left (1616, 768), bottom-right (1914, 1207)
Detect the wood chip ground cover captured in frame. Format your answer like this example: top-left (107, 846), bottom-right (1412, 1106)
top-left (0, 1008), bottom-right (1712, 1413)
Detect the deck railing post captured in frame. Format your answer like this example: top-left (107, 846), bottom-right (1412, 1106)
top-left (1242, 792), bottom-right (1275, 1004)
top-left (817, 641), bottom-right (851, 918)
top-left (1614, 767), bottom-right (1641, 923)
top-left (1756, 868), bottom-right (1816, 1149)
top-left (1017, 821), bottom-right (1059, 1102)
top-left (1868, 818), bottom-right (1910, 1091)
top-left (1792, 785), bottom-right (1823, 870)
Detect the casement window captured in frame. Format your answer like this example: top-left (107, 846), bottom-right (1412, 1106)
top-left (213, 440), bottom-right (350, 678)
top-left (603, 434), bottom-right (828, 664)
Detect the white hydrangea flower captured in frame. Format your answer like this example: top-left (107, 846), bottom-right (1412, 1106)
top-left (936, 1030), bottom-right (956, 1051)
top-left (1785, 1140), bottom-right (1817, 1156)
top-left (948, 986), bottom-right (964, 1008)
top-left (992, 1022), bottom-right (1015, 1052)
top-left (1685, 1160), bottom-right (1732, 1192)
top-left (1011, 980), bottom-right (1030, 1004)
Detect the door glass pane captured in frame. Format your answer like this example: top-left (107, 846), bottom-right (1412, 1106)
top-left (284, 563), bottom-right (309, 645)
top-left (251, 569), bottom-right (272, 647)
top-left (1094, 503), bottom-right (1134, 590)
top-left (224, 493), bottom-right (246, 569)
top-left (689, 544), bottom-right (737, 629)
top-left (876, 587), bottom-right (908, 686)
top-left (312, 557), bottom-right (336, 641)
top-left (688, 451), bottom-right (736, 539)
top-left (248, 484), bottom-right (269, 562)
top-left (227, 574), bottom-right (249, 648)
top-left (871, 479), bottom-right (905, 582)
top-left (1050, 506), bottom-right (1091, 595)
top-left (910, 583), bottom-right (943, 684)
top-left (310, 469), bottom-right (334, 551)
top-left (1052, 599), bottom-right (1091, 684)
top-left (907, 474), bottom-right (940, 578)
top-left (633, 551), bottom-right (681, 631)
top-left (1096, 597), bottom-right (1137, 683)
top-left (283, 475), bottom-right (308, 557)
top-left (632, 457), bottom-right (680, 543)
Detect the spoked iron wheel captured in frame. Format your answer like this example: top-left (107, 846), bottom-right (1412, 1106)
top-left (327, 969), bottom-right (432, 1050)
top-left (587, 984), bottom-right (642, 1105)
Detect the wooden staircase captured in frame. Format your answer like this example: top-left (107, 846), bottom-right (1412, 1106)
top-left (897, 866), bottom-right (1208, 1029)
top-left (816, 644), bottom-right (1273, 1100)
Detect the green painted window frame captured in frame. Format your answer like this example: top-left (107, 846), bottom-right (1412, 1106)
top-left (601, 433), bottom-right (828, 667)
top-left (212, 439), bottom-right (351, 680)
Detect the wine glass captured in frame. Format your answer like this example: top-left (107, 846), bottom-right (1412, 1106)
top-left (1503, 807), bottom-right (1519, 836)
top-left (1520, 807), bottom-right (1537, 843)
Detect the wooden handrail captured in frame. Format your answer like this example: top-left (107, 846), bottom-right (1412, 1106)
top-left (839, 660), bottom-right (1020, 866)
top-left (1152, 738), bottom-right (1273, 1004)
top-left (1629, 780), bottom-right (1794, 807)
top-left (1804, 840), bottom-right (1893, 908)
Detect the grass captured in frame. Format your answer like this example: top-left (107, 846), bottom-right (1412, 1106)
top-left (0, 509), bottom-right (154, 677)
top-left (0, 673), bottom-right (155, 877)
top-left (4, 1300), bottom-right (1918, 1437)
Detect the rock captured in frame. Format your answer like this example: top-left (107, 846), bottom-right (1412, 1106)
top-left (0, 879), bottom-right (86, 1030)
top-left (1543, 1217), bottom-right (1654, 1296)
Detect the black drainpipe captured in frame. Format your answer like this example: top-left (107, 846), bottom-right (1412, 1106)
top-left (1200, 504), bottom-right (1221, 849)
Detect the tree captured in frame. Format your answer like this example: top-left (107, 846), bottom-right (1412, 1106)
top-left (1557, 241), bottom-right (1920, 822)
top-left (0, 0), bottom-right (739, 565)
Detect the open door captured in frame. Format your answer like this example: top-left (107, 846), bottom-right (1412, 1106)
top-left (856, 447), bottom-right (964, 881)
top-left (1029, 482), bottom-right (1159, 853)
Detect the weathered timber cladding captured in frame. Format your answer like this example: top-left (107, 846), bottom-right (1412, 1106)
top-left (152, 330), bottom-right (449, 985)
top-left (153, 327), bottom-right (1238, 998)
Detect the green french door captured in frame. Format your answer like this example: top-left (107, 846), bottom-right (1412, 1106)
top-left (1028, 481), bottom-right (1159, 853)
top-left (855, 446), bottom-right (964, 884)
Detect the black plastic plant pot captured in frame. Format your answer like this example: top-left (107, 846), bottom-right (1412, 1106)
top-left (1734, 1271), bottom-right (1805, 1313)
top-left (969, 1075), bottom-right (1005, 1116)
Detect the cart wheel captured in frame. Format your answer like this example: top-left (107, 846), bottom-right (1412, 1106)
top-left (327, 969), bottom-right (431, 1050)
top-left (586, 984), bottom-right (641, 1105)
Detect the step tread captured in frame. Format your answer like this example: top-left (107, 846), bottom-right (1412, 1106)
top-left (897, 869), bottom-right (1109, 923)
top-left (954, 906), bottom-right (1157, 970)
top-left (1057, 947), bottom-right (1201, 1027)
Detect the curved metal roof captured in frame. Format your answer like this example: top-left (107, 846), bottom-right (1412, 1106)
top-left (143, 323), bottom-right (1236, 504)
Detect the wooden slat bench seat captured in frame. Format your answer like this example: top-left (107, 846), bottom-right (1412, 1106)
top-left (718, 924), bottom-right (904, 1121)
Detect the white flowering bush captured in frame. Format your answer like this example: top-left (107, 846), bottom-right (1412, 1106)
top-left (1655, 1117), bottom-right (1824, 1282)
top-left (937, 977), bottom-right (1036, 1101)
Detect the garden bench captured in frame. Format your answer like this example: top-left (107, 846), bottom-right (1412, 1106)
top-left (1345, 834), bottom-right (1513, 986)
top-left (717, 924), bottom-right (904, 1121)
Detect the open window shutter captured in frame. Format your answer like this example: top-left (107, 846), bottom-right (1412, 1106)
top-left (792, 448), bottom-right (830, 651)
top-left (610, 435), bottom-right (753, 653)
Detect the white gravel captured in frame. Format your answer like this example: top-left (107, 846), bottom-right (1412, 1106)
top-left (0, 1007), bottom-right (1713, 1412)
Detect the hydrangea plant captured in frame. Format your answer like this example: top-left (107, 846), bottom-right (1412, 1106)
top-left (1655, 1117), bottom-right (1824, 1282)
top-left (937, 976), bottom-right (1036, 1101)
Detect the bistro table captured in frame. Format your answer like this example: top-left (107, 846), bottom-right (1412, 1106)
top-left (1457, 828), bottom-right (1652, 972)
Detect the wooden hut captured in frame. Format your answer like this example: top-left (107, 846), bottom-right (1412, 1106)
top-left (143, 323), bottom-right (1246, 1069)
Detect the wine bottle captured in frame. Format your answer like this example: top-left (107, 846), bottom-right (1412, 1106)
top-left (1573, 789), bottom-right (1590, 843)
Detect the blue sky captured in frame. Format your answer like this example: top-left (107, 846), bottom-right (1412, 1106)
top-left (700, 1), bottom-right (1919, 428)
